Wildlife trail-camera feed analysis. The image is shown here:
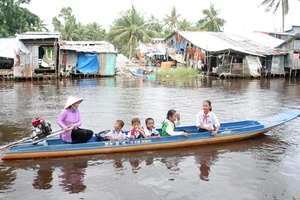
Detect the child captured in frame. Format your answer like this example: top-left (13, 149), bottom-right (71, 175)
top-left (144, 118), bottom-right (161, 138)
top-left (162, 109), bottom-right (189, 138)
top-left (196, 100), bottom-right (220, 136)
top-left (128, 118), bottom-right (147, 139)
top-left (105, 120), bottom-right (127, 141)
top-left (174, 112), bottom-right (181, 126)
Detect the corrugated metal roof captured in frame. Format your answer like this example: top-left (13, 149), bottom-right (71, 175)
top-left (16, 32), bottom-right (61, 40)
top-left (176, 31), bottom-right (285, 56)
top-left (242, 32), bottom-right (285, 48)
top-left (0, 38), bottom-right (30, 58)
top-left (59, 41), bottom-right (117, 53)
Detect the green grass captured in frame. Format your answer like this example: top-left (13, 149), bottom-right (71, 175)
top-left (156, 67), bottom-right (201, 77)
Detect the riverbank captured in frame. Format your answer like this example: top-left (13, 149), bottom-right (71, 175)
top-left (1, 66), bottom-right (299, 81)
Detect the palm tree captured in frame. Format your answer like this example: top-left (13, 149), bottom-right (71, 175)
top-left (197, 3), bottom-right (226, 32)
top-left (163, 6), bottom-right (181, 32)
top-left (73, 23), bottom-right (87, 41)
top-left (147, 14), bottom-right (163, 33)
top-left (61, 20), bottom-right (77, 41)
top-left (179, 19), bottom-right (194, 31)
top-left (33, 18), bottom-right (49, 32)
top-left (107, 5), bottom-right (158, 59)
top-left (260, 0), bottom-right (300, 32)
top-left (52, 7), bottom-right (78, 40)
top-left (86, 22), bottom-right (106, 41)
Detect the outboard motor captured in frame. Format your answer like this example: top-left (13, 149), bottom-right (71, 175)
top-left (31, 117), bottom-right (52, 140)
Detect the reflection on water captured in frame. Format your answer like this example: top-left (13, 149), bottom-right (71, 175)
top-left (0, 125), bottom-right (31, 145)
top-left (113, 159), bottom-right (123, 169)
top-left (129, 159), bottom-right (141, 174)
top-left (59, 161), bottom-right (87, 194)
top-left (0, 166), bottom-right (16, 191)
top-left (0, 134), bottom-right (298, 199)
top-left (145, 157), bottom-right (154, 166)
top-left (195, 151), bottom-right (218, 181)
top-left (0, 77), bottom-right (300, 199)
top-left (32, 167), bottom-right (53, 190)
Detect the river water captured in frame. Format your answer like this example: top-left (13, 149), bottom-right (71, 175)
top-left (0, 76), bottom-right (300, 200)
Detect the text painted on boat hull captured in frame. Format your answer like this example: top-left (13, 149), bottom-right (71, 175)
top-left (104, 139), bottom-right (152, 147)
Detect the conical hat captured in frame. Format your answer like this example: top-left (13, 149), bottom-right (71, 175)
top-left (64, 96), bottom-right (83, 109)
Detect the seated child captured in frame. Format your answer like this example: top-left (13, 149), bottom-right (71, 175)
top-left (128, 118), bottom-right (147, 139)
top-left (105, 120), bottom-right (127, 141)
top-left (196, 100), bottom-right (220, 136)
top-left (143, 118), bottom-right (161, 138)
top-left (162, 109), bottom-right (189, 138)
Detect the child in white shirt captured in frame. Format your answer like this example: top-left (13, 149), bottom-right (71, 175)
top-left (143, 118), bottom-right (161, 138)
top-left (196, 100), bottom-right (220, 136)
top-left (105, 120), bottom-right (127, 140)
top-left (127, 118), bottom-right (147, 139)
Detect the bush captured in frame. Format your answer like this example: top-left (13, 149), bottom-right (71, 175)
top-left (156, 67), bottom-right (200, 77)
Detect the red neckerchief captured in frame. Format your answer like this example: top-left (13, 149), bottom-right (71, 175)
top-left (131, 128), bottom-right (145, 135)
top-left (203, 114), bottom-right (208, 124)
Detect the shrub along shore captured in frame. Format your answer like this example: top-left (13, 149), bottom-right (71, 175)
top-left (156, 67), bottom-right (201, 77)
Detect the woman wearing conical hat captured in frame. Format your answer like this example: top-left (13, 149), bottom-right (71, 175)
top-left (57, 96), bottom-right (93, 144)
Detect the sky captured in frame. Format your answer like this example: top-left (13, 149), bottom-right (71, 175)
top-left (23, 0), bottom-right (300, 34)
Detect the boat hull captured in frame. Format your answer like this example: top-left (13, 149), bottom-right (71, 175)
top-left (2, 129), bottom-right (271, 160)
top-left (1, 110), bottom-right (300, 160)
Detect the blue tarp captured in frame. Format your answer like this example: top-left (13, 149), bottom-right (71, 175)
top-left (77, 54), bottom-right (99, 74)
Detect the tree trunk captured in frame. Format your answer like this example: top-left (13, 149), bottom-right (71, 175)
top-left (129, 43), bottom-right (133, 60)
top-left (282, 0), bottom-right (285, 32)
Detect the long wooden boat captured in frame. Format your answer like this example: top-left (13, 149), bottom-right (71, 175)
top-left (1, 110), bottom-right (300, 160)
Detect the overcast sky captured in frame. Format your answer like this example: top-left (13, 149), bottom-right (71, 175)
top-left (24, 0), bottom-right (300, 33)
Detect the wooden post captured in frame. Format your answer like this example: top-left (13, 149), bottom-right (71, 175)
top-left (230, 55), bottom-right (234, 74)
top-left (222, 52), bottom-right (225, 64)
top-left (54, 41), bottom-right (59, 79)
top-left (183, 42), bottom-right (187, 65)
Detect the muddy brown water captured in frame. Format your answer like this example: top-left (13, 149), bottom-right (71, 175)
top-left (0, 76), bottom-right (300, 200)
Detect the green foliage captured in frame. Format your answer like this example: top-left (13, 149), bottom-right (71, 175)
top-left (107, 5), bottom-right (158, 58)
top-left (197, 3), bottom-right (226, 32)
top-left (162, 29), bottom-right (173, 38)
top-left (52, 7), bottom-right (106, 41)
top-left (156, 67), bottom-right (200, 77)
top-left (33, 18), bottom-right (49, 32)
top-left (179, 19), bottom-right (201, 31)
top-left (52, 7), bottom-right (77, 40)
top-left (147, 15), bottom-right (163, 34)
top-left (163, 6), bottom-right (181, 32)
top-left (179, 19), bottom-right (193, 31)
top-left (85, 22), bottom-right (106, 41)
top-left (72, 22), bottom-right (87, 41)
top-left (0, 0), bottom-right (39, 37)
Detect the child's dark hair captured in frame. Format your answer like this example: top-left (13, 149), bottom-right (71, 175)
top-left (145, 118), bottom-right (154, 125)
top-left (203, 100), bottom-right (212, 111)
top-left (166, 109), bottom-right (177, 120)
top-left (131, 118), bottom-right (141, 125)
top-left (116, 120), bottom-right (124, 128)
